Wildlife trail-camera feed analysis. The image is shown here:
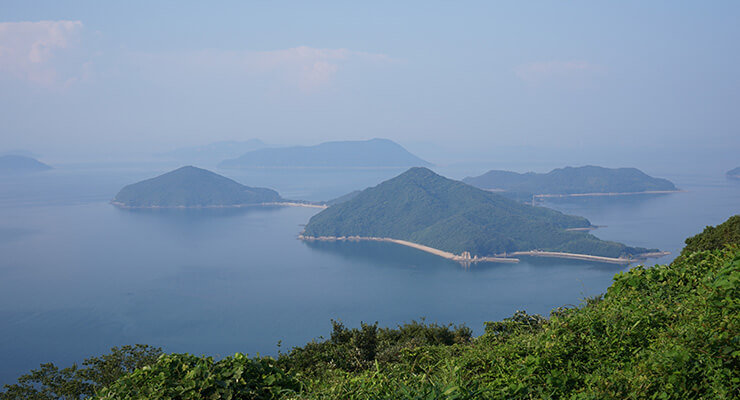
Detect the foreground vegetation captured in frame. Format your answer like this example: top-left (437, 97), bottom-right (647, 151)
top-left (3, 216), bottom-right (738, 399)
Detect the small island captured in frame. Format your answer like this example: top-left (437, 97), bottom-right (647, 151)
top-left (0, 155), bottom-right (52, 173)
top-left (727, 167), bottom-right (740, 180)
top-left (112, 166), bottom-right (285, 208)
top-left (218, 138), bottom-right (431, 168)
top-left (302, 167), bottom-right (662, 263)
top-left (463, 166), bottom-right (678, 199)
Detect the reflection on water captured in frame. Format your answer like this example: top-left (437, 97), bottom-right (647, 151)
top-left (0, 227), bottom-right (39, 245)
top-left (118, 205), bottom-right (286, 219)
top-left (303, 239), bottom-right (458, 269)
top-left (542, 192), bottom-right (672, 209)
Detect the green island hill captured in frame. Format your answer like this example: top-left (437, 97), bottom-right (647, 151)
top-left (112, 166), bottom-right (283, 208)
top-left (463, 165), bottom-right (677, 198)
top-left (0, 155), bottom-right (52, 173)
top-left (303, 167), bottom-right (655, 258)
top-left (727, 167), bottom-right (740, 179)
top-left (324, 190), bottom-right (361, 206)
top-left (218, 138), bottom-right (431, 168)
top-left (3, 215), bottom-right (738, 399)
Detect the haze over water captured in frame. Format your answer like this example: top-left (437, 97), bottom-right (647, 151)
top-left (2, 1), bottom-right (740, 392)
top-left (1, 164), bottom-right (738, 386)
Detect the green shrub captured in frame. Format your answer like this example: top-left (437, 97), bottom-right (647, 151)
top-left (0, 345), bottom-right (162, 400)
top-left (682, 214), bottom-right (740, 255)
top-left (94, 353), bottom-right (298, 400)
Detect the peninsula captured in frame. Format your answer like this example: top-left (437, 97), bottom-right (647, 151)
top-left (463, 166), bottom-right (677, 199)
top-left (0, 155), bottom-right (52, 173)
top-left (727, 167), bottom-right (740, 179)
top-left (218, 138), bottom-right (431, 168)
top-left (112, 166), bottom-right (284, 208)
top-left (302, 167), bottom-right (658, 262)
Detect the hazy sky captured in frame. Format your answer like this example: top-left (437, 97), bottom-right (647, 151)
top-left (1, 1), bottom-right (738, 163)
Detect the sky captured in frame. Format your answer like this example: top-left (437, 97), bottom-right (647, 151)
top-left (1, 1), bottom-right (738, 167)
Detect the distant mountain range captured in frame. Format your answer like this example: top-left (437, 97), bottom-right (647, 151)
top-left (159, 140), bottom-right (268, 163)
top-left (219, 138), bottom-right (431, 168)
top-left (463, 166), bottom-right (677, 198)
top-left (304, 167), bottom-right (653, 258)
top-left (0, 155), bottom-right (52, 173)
top-left (112, 166), bottom-right (283, 208)
top-left (1, 149), bottom-right (39, 158)
top-left (727, 167), bottom-right (740, 179)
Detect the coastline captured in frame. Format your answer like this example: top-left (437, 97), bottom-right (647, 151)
top-left (299, 235), bottom-right (519, 264)
top-left (110, 201), bottom-right (328, 210)
top-left (299, 235), bottom-right (669, 265)
top-left (565, 226), bottom-right (604, 232)
top-left (532, 190), bottom-right (684, 199)
top-left (506, 250), bottom-right (670, 265)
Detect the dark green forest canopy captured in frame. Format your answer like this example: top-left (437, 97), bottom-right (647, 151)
top-left (463, 165), bottom-right (677, 195)
top-left (304, 167), bottom-right (652, 257)
top-left (218, 138), bottom-right (431, 168)
top-left (3, 215), bottom-right (738, 399)
top-left (112, 166), bottom-right (283, 208)
top-left (681, 215), bottom-right (740, 256)
top-left (325, 190), bottom-right (361, 206)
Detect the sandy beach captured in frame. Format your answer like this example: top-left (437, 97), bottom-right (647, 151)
top-left (299, 235), bottom-right (519, 264)
top-left (300, 235), bottom-right (669, 265)
top-left (110, 201), bottom-right (328, 209)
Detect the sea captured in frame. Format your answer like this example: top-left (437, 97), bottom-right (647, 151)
top-left (0, 162), bottom-right (738, 386)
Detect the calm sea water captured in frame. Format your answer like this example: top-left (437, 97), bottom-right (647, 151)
top-left (0, 164), bottom-right (738, 386)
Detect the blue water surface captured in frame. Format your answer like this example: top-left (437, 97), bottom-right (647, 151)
top-left (0, 164), bottom-right (738, 386)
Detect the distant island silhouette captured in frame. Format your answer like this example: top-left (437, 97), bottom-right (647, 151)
top-left (463, 166), bottom-right (678, 200)
top-left (727, 167), bottom-right (740, 179)
top-left (219, 138), bottom-right (431, 168)
top-left (0, 155), bottom-right (52, 173)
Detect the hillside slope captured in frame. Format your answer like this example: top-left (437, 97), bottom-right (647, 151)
top-left (304, 167), bottom-right (652, 257)
top-left (112, 166), bottom-right (282, 208)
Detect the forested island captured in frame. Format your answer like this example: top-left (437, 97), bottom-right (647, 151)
top-left (727, 167), bottom-right (740, 179)
top-left (0, 155), bottom-right (52, 173)
top-left (112, 166), bottom-right (283, 208)
top-left (218, 138), bottom-right (431, 168)
top-left (3, 216), bottom-right (738, 399)
top-left (303, 167), bottom-right (655, 259)
top-left (463, 165), bottom-right (677, 198)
